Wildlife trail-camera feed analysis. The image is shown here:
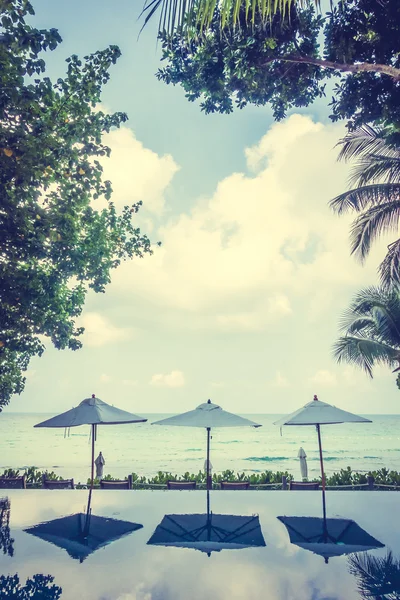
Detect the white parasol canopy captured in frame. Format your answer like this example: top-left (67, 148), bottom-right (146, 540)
top-left (152, 400), bottom-right (261, 429)
top-left (34, 395), bottom-right (146, 428)
top-left (274, 395), bottom-right (371, 520)
top-left (274, 396), bottom-right (372, 427)
top-left (35, 394), bottom-right (146, 494)
top-left (298, 447), bottom-right (308, 480)
top-left (153, 399), bottom-right (261, 489)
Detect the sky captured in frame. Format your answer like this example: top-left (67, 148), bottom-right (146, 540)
top-left (6, 0), bottom-right (400, 415)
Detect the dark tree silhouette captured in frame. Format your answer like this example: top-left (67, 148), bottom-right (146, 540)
top-left (349, 551), bottom-right (400, 600)
top-left (0, 574), bottom-right (62, 599)
top-left (0, 497), bottom-right (14, 557)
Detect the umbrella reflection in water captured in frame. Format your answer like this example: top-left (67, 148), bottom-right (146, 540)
top-left (147, 490), bottom-right (266, 556)
top-left (278, 515), bottom-right (384, 564)
top-left (24, 491), bottom-right (143, 563)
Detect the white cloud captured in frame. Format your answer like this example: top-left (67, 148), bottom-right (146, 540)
top-left (100, 373), bottom-right (112, 383)
top-left (309, 370), bottom-right (337, 387)
top-left (272, 371), bottom-right (290, 388)
top-left (210, 381), bottom-right (225, 388)
top-left (111, 114), bottom-right (386, 332)
top-left (150, 370), bottom-right (185, 388)
top-left (78, 312), bottom-right (131, 347)
top-left (101, 126), bottom-right (179, 216)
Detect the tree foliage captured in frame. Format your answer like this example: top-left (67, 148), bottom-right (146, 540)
top-left (333, 286), bottom-right (400, 378)
top-left (156, 0), bottom-right (400, 128)
top-left (330, 124), bottom-right (400, 289)
top-left (348, 551), bottom-right (400, 600)
top-left (0, 574), bottom-right (62, 600)
top-left (141, 0), bottom-right (321, 38)
top-left (0, 1), bottom-right (154, 408)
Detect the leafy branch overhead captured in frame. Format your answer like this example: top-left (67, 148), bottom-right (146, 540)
top-left (0, 1), bottom-right (154, 408)
top-left (154, 0), bottom-right (400, 128)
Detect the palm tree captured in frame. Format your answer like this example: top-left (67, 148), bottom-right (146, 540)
top-left (348, 551), bottom-right (400, 600)
top-left (333, 286), bottom-right (400, 378)
top-left (330, 125), bottom-right (400, 290)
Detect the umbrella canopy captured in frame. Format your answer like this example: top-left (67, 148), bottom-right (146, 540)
top-left (148, 490), bottom-right (265, 555)
top-left (152, 400), bottom-right (261, 489)
top-left (152, 400), bottom-right (261, 429)
top-left (35, 394), bottom-right (147, 492)
top-left (34, 395), bottom-right (146, 428)
top-left (278, 516), bottom-right (384, 563)
top-left (274, 395), bottom-right (371, 520)
top-left (274, 396), bottom-right (372, 427)
top-left (25, 513), bottom-right (143, 562)
top-left (148, 513), bottom-right (265, 554)
top-left (298, 447), bottom-right (308, 480)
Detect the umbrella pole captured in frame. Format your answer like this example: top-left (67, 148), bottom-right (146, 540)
top-left (316, 424), bottom-right (327, 522)
top-left (85, 423), bottom-right (96, 533)
top-left (90, 423), bottom-right (96, 488)
top-left (206, 427), bottom-right (211, 491)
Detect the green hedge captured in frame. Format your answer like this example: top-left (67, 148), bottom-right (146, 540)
top-left (2, 466), bottom-right (400, 488)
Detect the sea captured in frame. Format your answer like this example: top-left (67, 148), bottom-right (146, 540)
top-left (1, 413), bottom-right (399, 484)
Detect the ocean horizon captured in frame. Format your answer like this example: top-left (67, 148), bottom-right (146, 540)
top-left (2, 412), bottom-right (399, 484)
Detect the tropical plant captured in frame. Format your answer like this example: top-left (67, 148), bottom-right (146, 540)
top-left (349, 551), bottom-right (400, 600)
top-left (333, 286), bottom-right (400, 378)
top-left (0, 1), bottom-right (154, 408)
top-left (141, 0), bottom-right (319, 35)
top-left (1, 469), bottom-right (20, 478)
top-left (330, 125), bottom-right (400, 289)
top-left (153, 0), bottom-right (400, 128)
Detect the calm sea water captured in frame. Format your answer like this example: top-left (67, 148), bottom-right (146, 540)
top-left (1, 413), bottom-right (399, 484)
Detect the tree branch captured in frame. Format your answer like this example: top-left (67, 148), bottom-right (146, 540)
top-left (261, 55), bottom-right (400, 81)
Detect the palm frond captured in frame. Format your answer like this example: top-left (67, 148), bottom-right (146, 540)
top-left (349, 154), bottom-right (400, 188)
top-left (330, 184), bottom-right (400, 215)
top-left (380, 238), bottom-right (400, 291)
top-left (337, 125), bottom-right (398, 164)
top-left (339, 316), bottom-right (378, 336)
top-left (338, 286), bottom-right (400, 354)
top-left (349, 200), bottom-right (400, 261)
top-left (140, 0), bottom-right (319, 36)
top-left (333, 335), bottom-right (399, 377)
top-left (348, 551), bottom-right (400, 600)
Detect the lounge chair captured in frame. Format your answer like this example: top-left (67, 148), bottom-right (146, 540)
top-left (220, 481), bottom-right (250, 490)
top-left (100, 477), bottom-right (132, 490)
top-left (167, 480), bottom-right (196, 490)
top-left (289, 481), bottom-right (320, 490)
top-left (42, 478), bottom-right (74, 490)
top-left (0, 475), bottom-right (26, 489)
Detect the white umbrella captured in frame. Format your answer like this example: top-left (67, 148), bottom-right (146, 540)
top-left (298, 447), bottom-right (308, 480)
top-left (152, 399), bottom-right (261, 489)
top-left (35, 394), bottom-right (146, 498)
top-left (95, 452), bottom-right (105, 479)
top-left (274, 395), bottom-right (371, 519)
